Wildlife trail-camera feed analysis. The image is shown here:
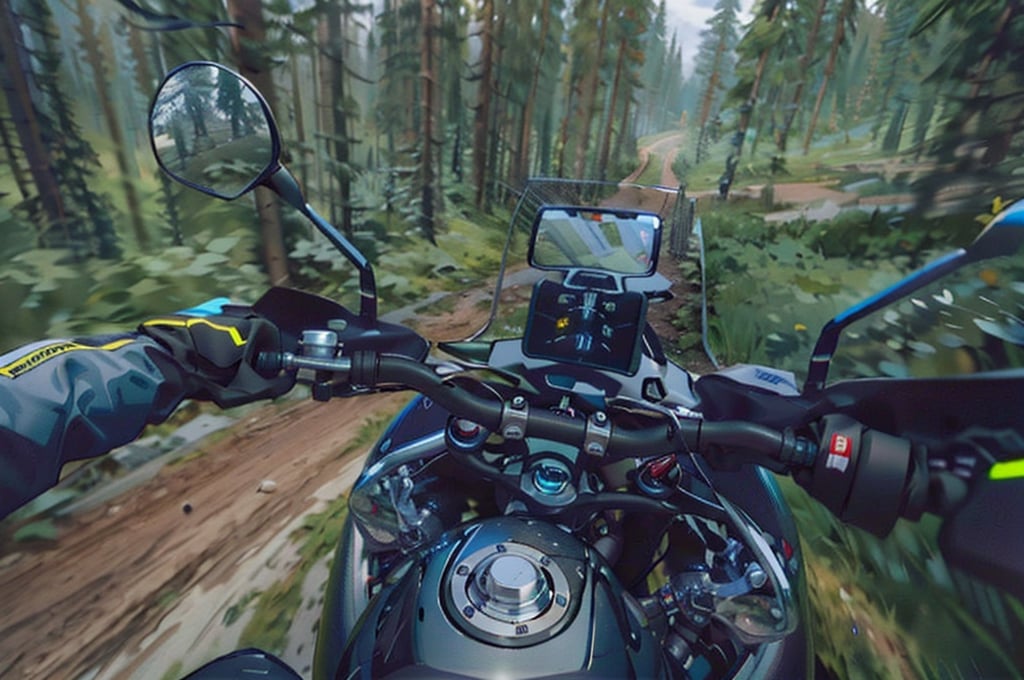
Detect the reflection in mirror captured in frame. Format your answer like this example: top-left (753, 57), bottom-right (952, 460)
top-left (830, 252), bottom-right (1024, 382)
top-left (531, 208), bottom-right (661, 275)
top-left (150, 63), bottom-right (276, 199)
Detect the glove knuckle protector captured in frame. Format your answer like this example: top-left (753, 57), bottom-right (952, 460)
top-left (140, 306), bottom-right (294, 408)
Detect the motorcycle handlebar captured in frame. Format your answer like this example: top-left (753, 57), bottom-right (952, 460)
top-left (262, 350), bottom-right (818, 469)
top-left (263, 348), bottom-right (939, 538)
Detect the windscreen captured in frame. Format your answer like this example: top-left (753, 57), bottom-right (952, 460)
top-left (472, 178), bottom-right (687, 343)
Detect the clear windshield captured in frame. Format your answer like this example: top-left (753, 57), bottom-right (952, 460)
top-left (471, 178), bottom-right (688, 342)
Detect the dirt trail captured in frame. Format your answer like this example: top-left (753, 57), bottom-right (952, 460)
top-left (0, 129), bottom-right (833, 680)
top-left (623, 131), bottom-right (686, 188)
top-left (0, 392), bottom-right (408, 680)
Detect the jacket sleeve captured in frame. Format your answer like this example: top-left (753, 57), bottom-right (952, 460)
top-left (0, 334), bottom-right (189, 519)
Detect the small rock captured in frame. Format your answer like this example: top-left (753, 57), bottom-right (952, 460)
top-left (257, 479), bottom-right (278, 494)
top-left (0, 552), bottom-right (23, 569)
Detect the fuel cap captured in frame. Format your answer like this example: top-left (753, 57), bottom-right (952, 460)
top-left (447, 541), bottom-right (571, 646)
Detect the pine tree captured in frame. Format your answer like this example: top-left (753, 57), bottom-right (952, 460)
top-left (693, 0), bottom-right (741, 163)
top-left (73, 0), bottom-right (148, 250)
top-left (17, 1), bottom-right (120, 257)
top-left (225, 0), bottom-right (290, 285)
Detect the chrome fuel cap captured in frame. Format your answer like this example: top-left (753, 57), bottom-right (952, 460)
top-left (471, 554), bottom-right (551, 619)
top-left (447, 541), bottom-right (572, 645)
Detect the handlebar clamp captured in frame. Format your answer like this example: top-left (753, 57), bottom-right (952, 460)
top-left (583, 411), bottom-right (612, 459)
top-left (499, 396), bottom-right (529, 440)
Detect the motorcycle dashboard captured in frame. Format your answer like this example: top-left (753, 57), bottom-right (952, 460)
top-left (523, 279), bottom-right (647, 375)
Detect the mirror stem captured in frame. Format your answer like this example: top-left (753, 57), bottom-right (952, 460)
top-left (268, 167), bottom-right (378, 324)
top-left (803, 249), bottom-right (966, 393)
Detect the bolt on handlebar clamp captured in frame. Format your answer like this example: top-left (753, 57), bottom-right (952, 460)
top-left (499, 395), bottom-right (529, 440)
top-left (583, 411), bottom-right (611, 459)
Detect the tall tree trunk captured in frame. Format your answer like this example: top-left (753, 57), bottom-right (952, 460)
top-left (289, 55), bottom-right (309, 191)
top-left (960, 1), bottom-right (1018, 166)
top-left (0, 117), bottom-right (30, 200)
top-left (777, 0), bottom-right (826, 153)
top-left (134, 25), bottom-right (182, 245)
top-left (472, 0), bottom-right (494, 208)
top-left (226, 0), bottom-right (290, 285)
top-left (733, 2), bottom-right (782, 157)
top-left (555, 80), bottom-right (577, 176)
top-left (325, 1), bottom-right (354, 238)
top-left (696, 37), bottom-right (727, 163)
top-left (597, 37), bottom-right (627, 181)
top-left (573, 0), bottom-right (611, 179)
top-left (721, 2), bottom-right (782, 194)
top-left (512, 0), bottom-right (551, 188)
top-left (613, 85), bottom-right (632, 169)
top-left (419, 0), bottom-right (438, 243)
top-left (75, 0), bottom-right (148, 250)
top-left (0, 3), bottom-right (65, 231)
top-left (802, 0), bottom-right (853, 155)
top-left (315, 12), bottom-right (333, 220)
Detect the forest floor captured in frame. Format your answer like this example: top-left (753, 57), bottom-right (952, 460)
top-left (0, 133), bottom-right (924, 680)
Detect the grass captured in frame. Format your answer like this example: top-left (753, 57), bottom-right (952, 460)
top-left (223, 590), bottom-right (260, 627)
top-left (778, 477), bottom-right (1024, 679)
top-left (636, 150), bottom-right (668, 186)
top-left (682, 128), bottom-right (896, 194)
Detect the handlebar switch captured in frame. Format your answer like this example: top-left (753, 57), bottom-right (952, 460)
top-left (800, 415), bottom-right (913, 537)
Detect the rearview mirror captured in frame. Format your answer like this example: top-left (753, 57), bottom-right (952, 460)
top-left (805, 202), bottom-right (1024, 392)
top-left (149, 62), bottom-right (280, 200)
top-left (529, 207), bottom-right (662, 276)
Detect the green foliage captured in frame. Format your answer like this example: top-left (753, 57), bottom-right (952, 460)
top-left (12, 519), bottom-right (58, 542)
top-left (160, 662), bottom-right (184, 680)
top-left (289, 205), bottom-right (507, 311)
top-left (778, 477), bottom-right (1024, 679)
top-left (222, 590), bottom-right (260, 627)
top-left (696, 201), bottom-right (979, 378)
top-left (0, 229), bottom-right (265, 351)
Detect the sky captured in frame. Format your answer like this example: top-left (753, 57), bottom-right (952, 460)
top-left (664, 0), bottom-right (756, 77)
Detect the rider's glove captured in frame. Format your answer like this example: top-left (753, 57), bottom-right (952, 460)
top-left (139, 300), bottom-right (295, 409)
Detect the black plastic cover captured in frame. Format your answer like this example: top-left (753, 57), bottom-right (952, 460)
top-left (940, 477), bottom-right (1024, 601)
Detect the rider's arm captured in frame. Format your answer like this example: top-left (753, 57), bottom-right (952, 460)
top-left (0, 334), bottom-right (189, 518)
top-left (0, 300), bottom-right (293, 519)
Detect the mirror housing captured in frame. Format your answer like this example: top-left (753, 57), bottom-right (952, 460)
top-left (528, 206), bottom-right (662, 278)
top-left (804, 199), bottom-right (1024, 393)
top-left (149, 61), bottom-right (380, 324)
top-left (149, 61), bottom-right (280, 200)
